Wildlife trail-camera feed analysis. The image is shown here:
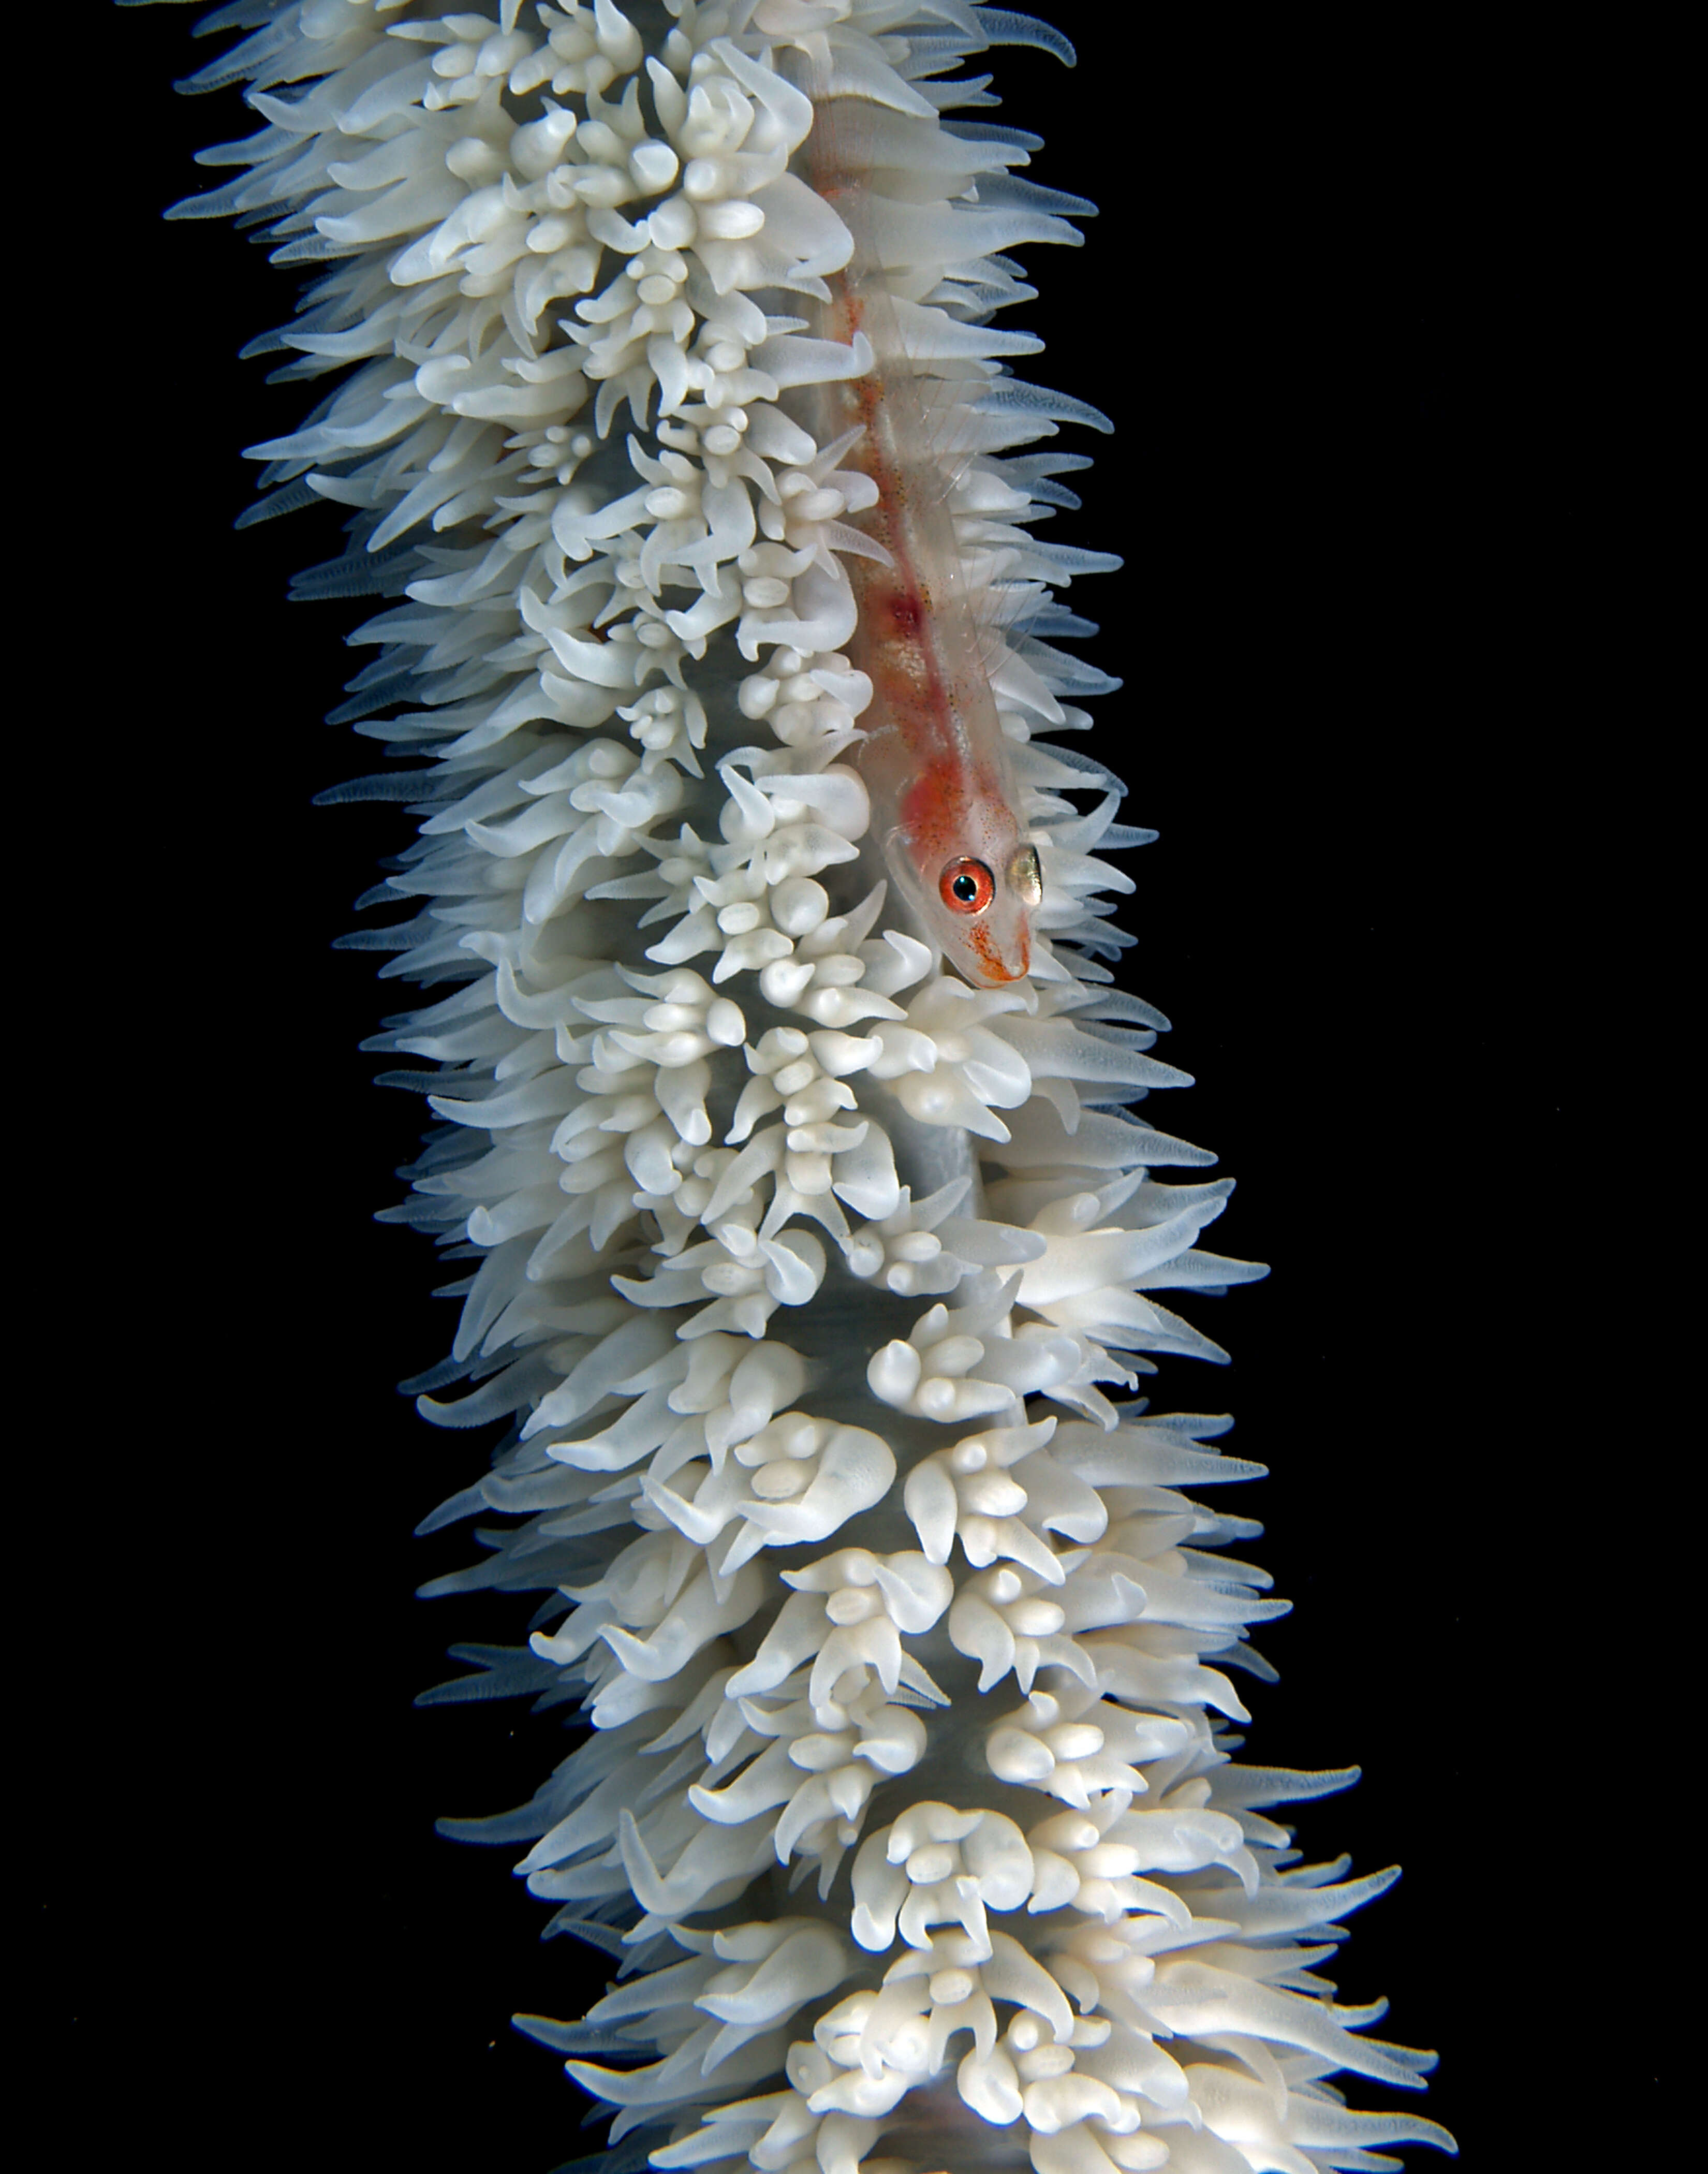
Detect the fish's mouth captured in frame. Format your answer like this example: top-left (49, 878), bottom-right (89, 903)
top-left (967, 919), bottom-right (1030, 983)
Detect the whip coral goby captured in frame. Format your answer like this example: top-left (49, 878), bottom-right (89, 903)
top-left (150, 3), bottom-right (1457, 2170)
top-left (801, 81), bottom-right (1039, 988)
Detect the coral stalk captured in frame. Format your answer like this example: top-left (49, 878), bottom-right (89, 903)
top-left (155, 3), bottom-right (1455, 2169)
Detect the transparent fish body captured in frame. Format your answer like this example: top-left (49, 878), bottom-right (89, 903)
top-left (801, 97), bottom-right (1040, 986)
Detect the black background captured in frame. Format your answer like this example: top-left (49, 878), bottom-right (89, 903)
top-left (32, 3), bottom-right (1673, 2167)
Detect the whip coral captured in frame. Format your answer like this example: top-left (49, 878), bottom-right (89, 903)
top-left (153, 2), bottom-right (1456, 2168)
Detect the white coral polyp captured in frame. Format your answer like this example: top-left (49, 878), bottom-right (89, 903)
top-left (165, 0), bottom-right (1454, 2167)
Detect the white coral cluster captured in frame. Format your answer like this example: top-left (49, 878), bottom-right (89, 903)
top-left (166, 1), bottom-right (1453, 2168)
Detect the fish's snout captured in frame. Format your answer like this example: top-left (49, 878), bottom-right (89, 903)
top-left (961, 897), bottom-right (1032, 985)
top-left (968, 920), bottom-right (1030, 984)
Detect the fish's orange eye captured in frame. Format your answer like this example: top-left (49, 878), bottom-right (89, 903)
top-left (940, 857), bottom-right (994, 914)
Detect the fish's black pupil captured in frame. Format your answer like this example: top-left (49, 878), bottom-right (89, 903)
top-left (952, 873), bottom-right (978, 902)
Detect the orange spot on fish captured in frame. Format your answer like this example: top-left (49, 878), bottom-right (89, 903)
top-left (886, 589), bottom-right (923, 638)
top-left (969, 917), bottom-right (1029, 983)
top-left (900, 756), bottom-right (961, 855)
